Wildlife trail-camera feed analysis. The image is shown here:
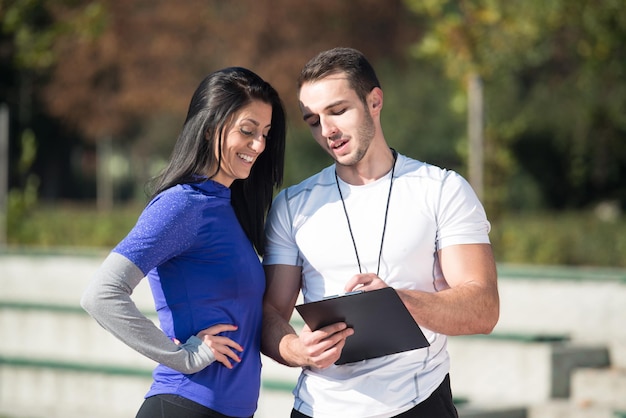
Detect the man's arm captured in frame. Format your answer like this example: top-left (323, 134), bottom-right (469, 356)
top-left (261, 264), bottom-right (354, 369)
top-left (343, 243), bottom-right (498, 336)
top-left (398, 243), bottom-right (499, 336)
top-left (261, 264), bottom-right (301, 366)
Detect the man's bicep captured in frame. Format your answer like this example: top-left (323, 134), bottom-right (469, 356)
top-left (263, 264), bottom-right (302, 321)
top-left (439, 243), bottom-right (497, 289)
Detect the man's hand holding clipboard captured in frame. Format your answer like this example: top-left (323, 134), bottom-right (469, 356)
top-left (295, 287), bottom-right (430, 365)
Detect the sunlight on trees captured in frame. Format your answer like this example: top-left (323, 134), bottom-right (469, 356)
top-left (403, 0), bottom-right (626, 214)
top-left (2, 0), bottom-right (625, 216)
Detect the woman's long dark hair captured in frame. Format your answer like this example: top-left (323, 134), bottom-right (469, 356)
top-left (148, 67), bottom-right (286, 255)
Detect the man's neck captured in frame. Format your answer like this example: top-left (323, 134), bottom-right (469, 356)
top-left (335, 145), bottom-right (395, 185)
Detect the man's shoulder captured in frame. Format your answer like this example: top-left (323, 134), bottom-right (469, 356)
top-left (396, 153), bottom-right (453, 181)
top-left (280, 164), bottom-right (336, 201)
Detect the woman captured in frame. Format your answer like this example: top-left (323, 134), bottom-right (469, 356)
top-left (81, 67), bottom-right (286, 418)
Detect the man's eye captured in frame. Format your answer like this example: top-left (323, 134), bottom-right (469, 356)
top-left (332, 108), bottom-right (346, 115)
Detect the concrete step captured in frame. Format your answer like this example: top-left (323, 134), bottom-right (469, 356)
top-left (571, 368), bottom-right (626, 410)
top-left (4, 253), bottom-right (626, 344)
top-left (0, 296), bottom-right (300, 418)
top-left (1, 355), bottom-right (535, 418)
top-left (0, 302), bottom-right (299, 418)
top-left (495, 265), bottom-right (626, 368)
top-left (448, 335), bottom-right (610, 404)
top-left (6, 357), bottom-right (625, 418)
top-left (0, 300), bottom-right (301, 383)
top-left (4, 252), bottom-right (625, 358)
top-left (3, 253), bottom-right (626, 417)
top-left (2, 300), bottom-right (617, 412)
top-left (0, 357), bottom-right (150, 418)
top-left (0, 356), bottom-right (297, 418)
top-left (0, 301), bottom-right (157, 369)
top-left (527, 399), bottom-right (624, 418)
top-left (457, 403), bottom-right (527, 418)
top-left (609, 339), bottom-right (626, 370)
top-left (0, 252), bottom-right (155, 309)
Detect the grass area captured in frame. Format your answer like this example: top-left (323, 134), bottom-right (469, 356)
top-left (490, 211), bottom-right (626, 268)
top-left (7, 202), bottom-right (143, 249)
top-left (5, 202), bottom-right (626, 268)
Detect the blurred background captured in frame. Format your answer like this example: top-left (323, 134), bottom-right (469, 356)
top-left (0, 0), bottom-right (624, 264)
top-left (1, 1), bottom-right (625, 417)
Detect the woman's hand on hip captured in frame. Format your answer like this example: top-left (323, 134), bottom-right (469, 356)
top-left (196, 324), bottom-right (243, 369)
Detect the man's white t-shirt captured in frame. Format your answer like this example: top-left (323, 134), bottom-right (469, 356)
top-left (263, 153), bottom-right (491, 418)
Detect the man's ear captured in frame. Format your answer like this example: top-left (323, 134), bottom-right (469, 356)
top-left (368, 87), bottom-right (383, 114)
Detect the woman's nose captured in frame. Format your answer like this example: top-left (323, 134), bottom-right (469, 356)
top-left (249, 135), bottom-right (265, 153)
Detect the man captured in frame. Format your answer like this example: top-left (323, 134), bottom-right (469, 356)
top-left (261, 47), bottom-right (499, 418)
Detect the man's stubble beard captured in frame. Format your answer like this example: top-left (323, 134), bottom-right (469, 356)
top-left (337, 110), bottom-right (376, 168)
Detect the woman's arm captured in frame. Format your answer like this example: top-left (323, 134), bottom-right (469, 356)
top-left (80, 252), bottom-right (216, 373)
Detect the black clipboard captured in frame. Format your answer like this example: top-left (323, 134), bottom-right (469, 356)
top-left (295, 287), bottom-right (430, 364)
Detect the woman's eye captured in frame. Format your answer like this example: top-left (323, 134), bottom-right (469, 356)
top-left (240, 127), bottom-right (253, 136)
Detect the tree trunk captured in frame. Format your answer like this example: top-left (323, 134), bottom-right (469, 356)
top-left (468, 73), bottom-right (484, 199)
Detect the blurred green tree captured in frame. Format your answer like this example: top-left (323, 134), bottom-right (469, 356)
top-left (29, 0), bottom-right (425, 193)
top-left (0, 0), bottom-right (107, 201)
top-left (403, 0), bottom-right (626, 215)
top-left (4, 0), bottom-right (624, 213)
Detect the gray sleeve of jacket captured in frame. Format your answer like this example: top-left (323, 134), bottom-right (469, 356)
top-left (80, 252), bottom-right (215, 373)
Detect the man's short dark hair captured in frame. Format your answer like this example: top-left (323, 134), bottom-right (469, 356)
top-left (298, 47), bottom-right (381, 105)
